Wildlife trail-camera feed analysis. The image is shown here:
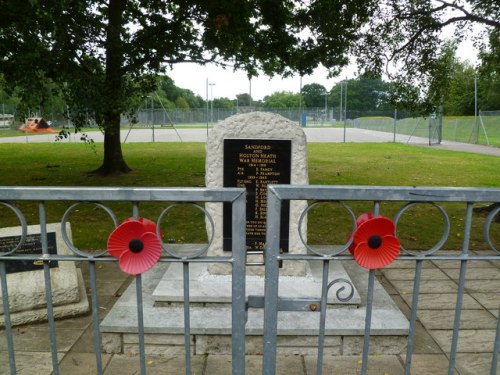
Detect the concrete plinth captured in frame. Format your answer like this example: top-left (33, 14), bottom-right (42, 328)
top-left (100, 261), bottom-right (409, 355)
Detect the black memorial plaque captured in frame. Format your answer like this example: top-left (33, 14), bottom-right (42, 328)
top-left (0, 232), bottom-right (59, 274)
top-left (223, 138), bottom-right (291, 252)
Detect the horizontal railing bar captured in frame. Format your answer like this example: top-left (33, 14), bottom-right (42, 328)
top-left (269, 184), bottom-right (500, 203)
top-left (278, 254), bottom-right (500, 261)
top-left (0, 186), bottom-right (245, 202)
top-left (248, 295), bottom-right (322, 312)
top-left (0, 255), bottom-right (234, 263)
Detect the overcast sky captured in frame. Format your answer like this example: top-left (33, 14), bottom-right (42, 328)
top-left (167, 37), bottom-right (479, 101)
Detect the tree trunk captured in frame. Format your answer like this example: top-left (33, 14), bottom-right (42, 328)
top-left (93, 0), bottom-right (130, 176)
top-left (92, 112), bottom-right (131, 175)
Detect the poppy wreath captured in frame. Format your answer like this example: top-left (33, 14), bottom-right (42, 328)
top-left (107, 219), bottom-right (162, 275)
top-left (350, 214), bottom-right (400, 269)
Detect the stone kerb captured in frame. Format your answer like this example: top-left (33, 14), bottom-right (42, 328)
top-left (205, 112), bottom-right (308, 276)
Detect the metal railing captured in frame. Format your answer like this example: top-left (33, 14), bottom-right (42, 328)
top-left (0, 185), bottom-right (499, 374)
top-left (263, 185), bottom-right (500, 375)
top-left (0, 186), bottom-right (247, 375)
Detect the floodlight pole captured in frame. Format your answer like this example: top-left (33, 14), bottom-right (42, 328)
top-left (474, 76), bottom-right (478, 144)
top-left (339, 83), bottom-right (343, 122)
top-left (209, 83), bottom-right (216, 125)
top-left (206, 78), bottom-right (209, 136)
top-left (322, 91), bottom-right (328, 126)
top-left (151, 96), bottom-right (155, 142)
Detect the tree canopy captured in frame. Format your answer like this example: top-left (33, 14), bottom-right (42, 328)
top-left (0, 0), bottom-right (374, 175)
top-left (357, 0), bottom-right (500, 105)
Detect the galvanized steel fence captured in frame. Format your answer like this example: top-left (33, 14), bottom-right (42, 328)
top-left (0, 187), bottom-right (247, 375)
top-left (0, 185), bottom-right (499, 374)
top-left (263, 185), bottom-right (500, 375)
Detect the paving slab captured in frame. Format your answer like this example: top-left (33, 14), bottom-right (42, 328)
top-left (0, 325), bottom-right (83, 352)
top-left (304, 355), bottom-right (404, 375)
top-left (58, 352), bottom-right (112, 375)
top-left (417, 309), bottom-right (498, 330)
top-left (470, 292), bottom-right (500, 310)
top-left (205, 354), bottom-right (305, 375)
top-left (390, 296), bottom-right (443, 354)
top-left (464, 279), bottom-right (500, 293)
top-left (401, 354), bottom-right (459, 375)
top-left (389, 279), bottom-right (458, 295)
top-left (0, 352), bottom-right (63, 375)
top-left (455, 353), bottom-right (500, 375)
top-left (442, 267), bottom-right (500, 280)
top-left (429, 329), bottom-right (497, 353)
top-left (103, 354), bottom-right (206, 375)
top-left (400, 293), bottom-right (483, 310)
top-left (381, 268), bottom-right (450, 281)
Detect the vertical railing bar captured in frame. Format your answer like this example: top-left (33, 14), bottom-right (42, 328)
top-left (490, 303), bottom-right (500, 375)
top-left (316, 259), bottom-right (330, 375)
top-left (448, 202), bottom-right (473, 375)
top-left (132, 202), bottom-right (147, 375)
top-left (39, 202), bottom-right (59, 375)
top-left (263, 188), bottom-right (282, 375)
top-left (88, 260), bottom-right (103, 374)
top-left (183, 261), bottom-right (192, 375)
top-left (231, 192), bottom-right (247, 375)
top-left (136, 274), bottom-right (147, 375)
top-left (361, 269), bottom-right (375, 375)
top-left (0, 262), bottom-right (16, 374)
top-left (404, 260), bottom-right (424, 374)
top-left (359, 201), bottom-right (380, 373)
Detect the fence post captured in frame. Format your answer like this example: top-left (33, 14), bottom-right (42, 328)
top-left (393, 108), bottom-right (397, 142)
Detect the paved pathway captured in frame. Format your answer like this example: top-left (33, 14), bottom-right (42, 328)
top-left (2, 127), bottom-right (499, 157)
top-left (0, 252), bottom-right (498, 374)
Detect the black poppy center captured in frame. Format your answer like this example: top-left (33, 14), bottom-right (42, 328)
top-left (368, 235), bottom-right (382, 249)
top-left (129, 238), bottom-right (144, 253)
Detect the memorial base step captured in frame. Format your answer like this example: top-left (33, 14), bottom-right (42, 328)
top-left (100, 261), bottom-right (409, 355)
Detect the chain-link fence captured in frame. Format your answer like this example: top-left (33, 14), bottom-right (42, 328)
top-left (2, 104), bottom-right (499, 147)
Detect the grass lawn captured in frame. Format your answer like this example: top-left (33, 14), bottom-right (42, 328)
top-left (0, 142), bottom-right (498, 252)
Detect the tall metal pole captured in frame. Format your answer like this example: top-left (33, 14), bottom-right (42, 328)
top-left (151, 96), bottom-right (155, 142)
top-left (344, 79), bottom-right (348, 126)
top-left (206, 78), bottom-right (209, 136)
top-left (340, 82), bottom-right (343, 122)
top-left (209, 83), bottom-right (215, 124)
top-left (325, 92), bottom-right (328, 124)
top-left (249, 79), bottom-right (252, 109)
top-left (299, 76), bottom-right (303, 125)
top-left (474, 76), bottom-right (478, 144)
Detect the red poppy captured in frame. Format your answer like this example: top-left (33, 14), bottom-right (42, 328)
top-left (348, 212), bottom-right (375, 254)
top-left (352, 216), bottom-right (400, 269)
top-left (107, 220), bottom-right (162, 275)
top-left (123, 216), bottom-right (164, 238)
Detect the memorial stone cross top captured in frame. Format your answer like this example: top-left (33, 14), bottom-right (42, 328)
top-left (205, 112), bottom-right (308, 276)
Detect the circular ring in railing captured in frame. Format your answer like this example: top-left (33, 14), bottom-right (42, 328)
top-left (61, 202), bottom-right (119, 257)
top-left (394, 202), bottom-right (450, 256)
top-left (298, 201), bottom-right (356, 257)
top-left (327, 278), bottom-right (355, 303)
top-left (158, 203), bottom-right (215, 259)
top-left (0, 202), bottom-right (28, 256)
top-left (483, 205), bottom-right (500, 254)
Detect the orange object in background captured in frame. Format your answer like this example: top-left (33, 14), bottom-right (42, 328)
top-left (19, 117), bottom-right (59, 133)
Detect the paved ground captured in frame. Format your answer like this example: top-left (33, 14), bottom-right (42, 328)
top-left (0, 251), bottom-right (498, 374)
top-left (3, 126), bottom-right (500, 157)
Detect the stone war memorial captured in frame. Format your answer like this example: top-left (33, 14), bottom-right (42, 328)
top-left (0, 223), bottom-right (89, 326)
top-left (100, 112), bottom-right (408, 355)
